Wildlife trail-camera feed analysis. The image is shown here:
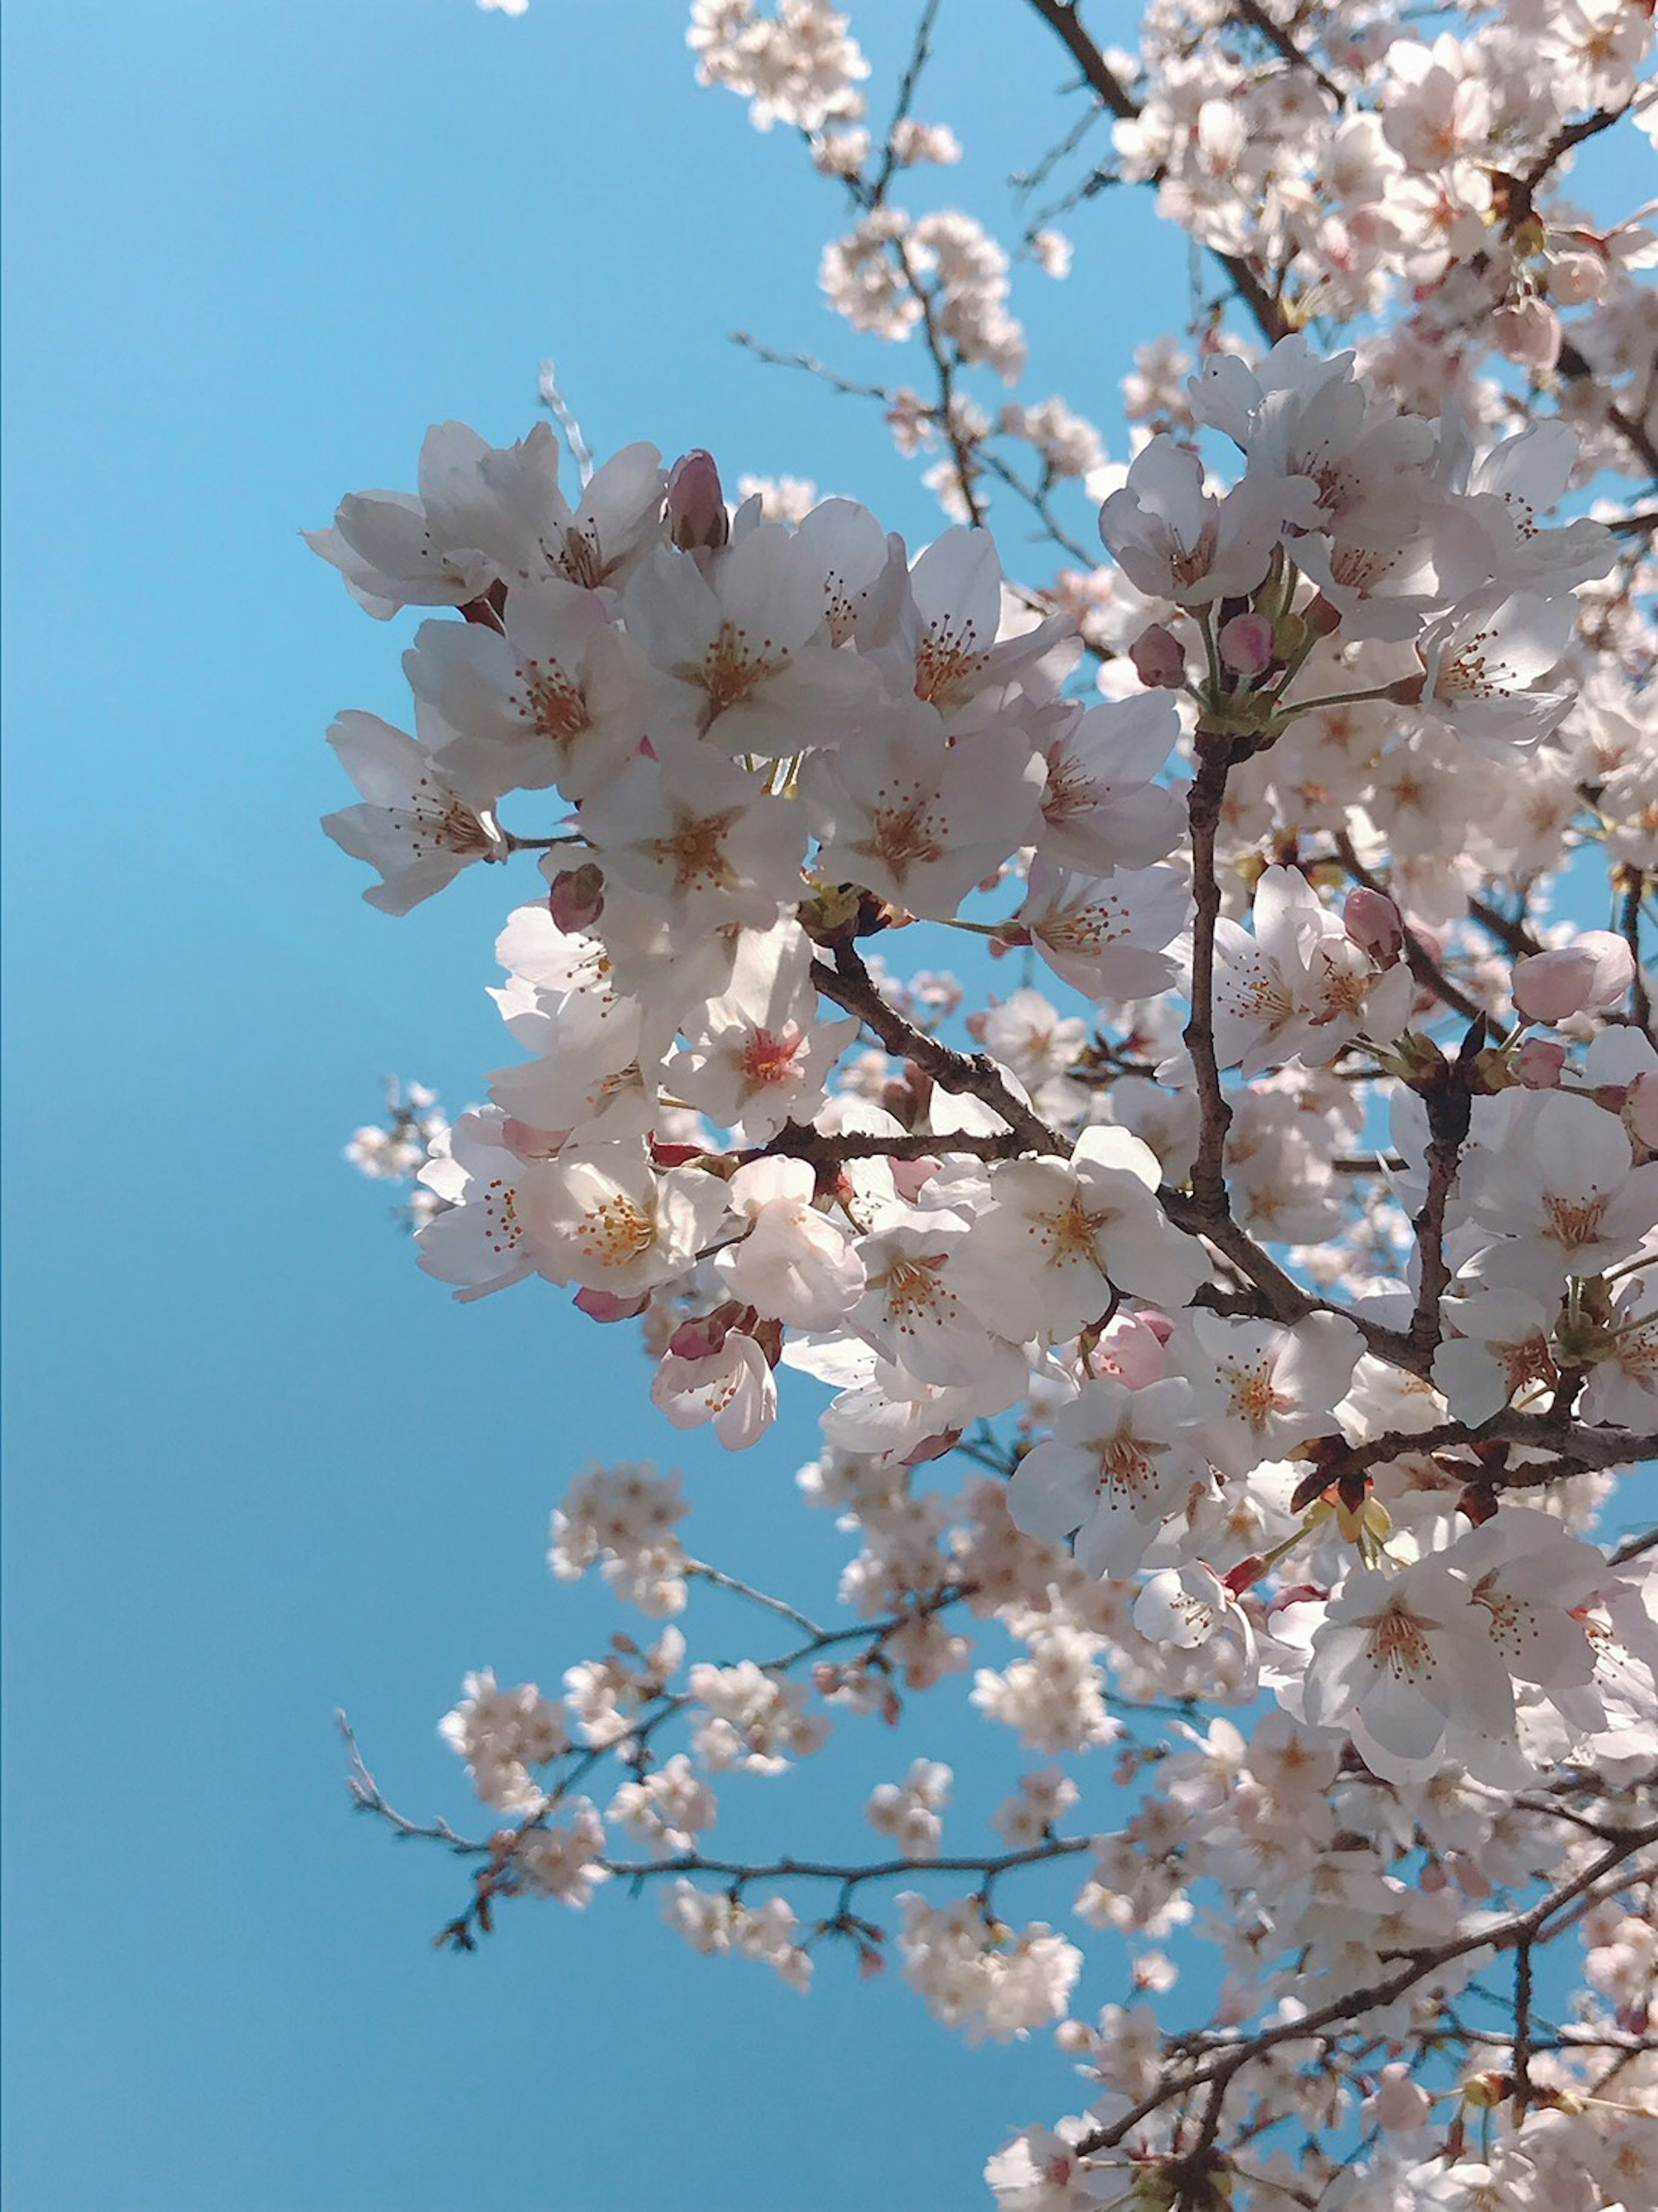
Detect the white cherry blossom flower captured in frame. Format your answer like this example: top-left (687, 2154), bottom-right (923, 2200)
top-left (1299, 1556), bottom-right (1519, 1784)
top-left (321, 712), bottom-right (508, 913)
top-left (1008, 1376), bottom-right (1218, 1578)
top-left (806, 699), bottom-right (1045, 920)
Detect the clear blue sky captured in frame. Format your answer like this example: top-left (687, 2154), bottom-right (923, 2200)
top-left (0, 8), bottom-right (1194, 2209)
top-left (2, 7), bottom-right (1649, 2211)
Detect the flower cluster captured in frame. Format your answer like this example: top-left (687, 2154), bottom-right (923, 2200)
top-left (339, 2), bottom-right (1658, 2202)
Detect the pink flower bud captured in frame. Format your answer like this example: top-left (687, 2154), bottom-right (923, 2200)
top-left (1218, 611), bottom-right (1275, 676)
top-left (1512, 1037), bottom-right (1566, 1088)
top-left (1511, 932), bottom-right (1634, 1024)
top-left (668, 1301), bottom-right (751, 1361)
top-left (548, 860), bottom-right (605, 933)
top-left (1129, 623), bottom-right (1187, 689)
top-left (1344, 887), bottom-right (1405, 966)
top-left (666, 449), bottom-right (728, 550)
top-left (1371, 2063), bottom-right (1433, 2132)
top-left (1493, 296), bottom-right (1562, 376)
top-left (1627, 1071), bottom-right (1658, 1149)
top-left (573, 1287), bottom-right (651, 1323)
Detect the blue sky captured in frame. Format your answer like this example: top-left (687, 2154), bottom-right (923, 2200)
top-left (0, 8), bottom-right (1192, 2209)
top-left (3, 7), bottom-right (1650, 2211)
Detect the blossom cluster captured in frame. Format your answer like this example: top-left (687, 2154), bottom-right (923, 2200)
top-left (339, 2), bottom-right (1658, 2203)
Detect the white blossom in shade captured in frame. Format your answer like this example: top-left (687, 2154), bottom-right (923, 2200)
top-left (539, 1141), bottom-right (732, 1298)
top-left (1015, 860), bottom-right (1188, 1002)
top-left (320, 712), bottom-right (508, 914)
top-left (439, 1669), bottom-right (569, 1811)
top-left (1008, 1377), bottom-right (1217, 1579)
top-left (1579, 1269), bottom-right (1658, 1427)
top-left (805, 700), bottom-right (1045, 922)
top-left (1033, 691), bottom-right (1184, 875)
top-left (898, 1895), bottom-right (1082, 2044)
top-left (608, 1753), bottom-right (717, 1858)
top-left (1431, 1288), bottom-right (1560, 1425)
top-left (1134, 1563), bottom-right (1257, 1676)
top-left (984, 2120), bottom-right (1098, 2211)
top-left (513, 1799), bottom-right (610, 1906)
top-left (576, 732), bottom-right (805, 932)
top-left (1435, 419), bottom-right (1617, 603)
top-left (1441, 1509), bottom-right (1603, 1693)
top-left (1299, 1557), bottom-right (1519, 1784)
top-left (651, 1329), bottom-right (777, 1450)
top-left (1186, 1311), bottom-right (1364, 1480)
top-left (483, 904), bottom-right (650, 1142)
top-left (305, 420), bottom-right (527, 615)
top-left (712, 1158), bottom-right (865, 1329)
top-left (403, 586), bottom-right (677, 805)
top-left (548, 1461), bottom-right (689, 1616)
top-left (890, 527), bottom-right (1073, 711)
top-left (415, 1108), bottom-right (562, 1298)
top-left (866, 1757), bottom-right (952, 1860)
top-left (1416, 591), bottom-right (1579, 755)
top-left (621, 526), bottom-right (878, 756)
top-left (669, 920), bottom-right (857, 1141)
top-left (956, 1127), bottom-right (1210, 1342)
top-left (793, 496), bottom-right (910, 649)
top-left (848, 1209), bottom-right (1030, 1394)
top-left (1098, 434), bottom-right (1300, 607)
top-left (1218, 864), bottom-right (1413, 1076)
top-left (687, 1660), bottom-right (829, 1774)
top-left (1463, 1091), bottom-right (1658, 1282)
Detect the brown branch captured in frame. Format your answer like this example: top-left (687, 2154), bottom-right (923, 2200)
top-left (1228, 0), bottom-right (1344, 105)
top-left (811, 941), bottom-right (1063, 1154)
top-left (1467, 894), bottom-right (1544, 963)
top-left (1291, 1416), bottom-right (1658, 1509)
top-left (1185, 747), bottom-right (1236, 1215)
top-left (1617, 864), bottom-right (1652, 1037)
top-left (1021, 0), bottom-right (1291, 342)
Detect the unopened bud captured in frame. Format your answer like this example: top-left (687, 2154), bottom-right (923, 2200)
top-left (1218, 611), bottom-right (1275, 676)
top-left (1512, 932), bottom-right (1634, 1024)
top-left (1493, 295), bottom-right (1562, 375)
top-left (666, 448), bottom-right (729, 550)
top-left (1512, 1036), bottom-right (1566, 1088)
top-left (1129, 622), bottom-right (1187, 689)
top-left (1344, 886), bottom-right (1405, 965)
top-left (548, 860), bottom-right (605, 932)
top-left (1627, 1070), bottom-right (1658, 1148)
top-left (573, 1286), bottom-right (652, 1323)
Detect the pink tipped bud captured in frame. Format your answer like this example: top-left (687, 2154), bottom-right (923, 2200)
top-left (573, 1287), bottom-right (651, 1323)
top-left (668, 1301), bottom-right (750, 1361)
top-left (1627, 1071), bottom-right (1658, 1149)
top-left (1493, 296), bottom-right (1562, 375)
top-left (1344, 886), bottom-right (1405, 966)
top-left (666, 449), bottom-right (728, 550)
top-left (1218, 611), bottom-right (1275, 676)
top-left (1513, 1037), bottom-right (1566, 1089)
top-left (1129, 622), bottom-right (1187, 689)
top-left (548, 860), bottom-right (605, 933)
top-left (1511, 932), bottom-right (1634, 1024)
